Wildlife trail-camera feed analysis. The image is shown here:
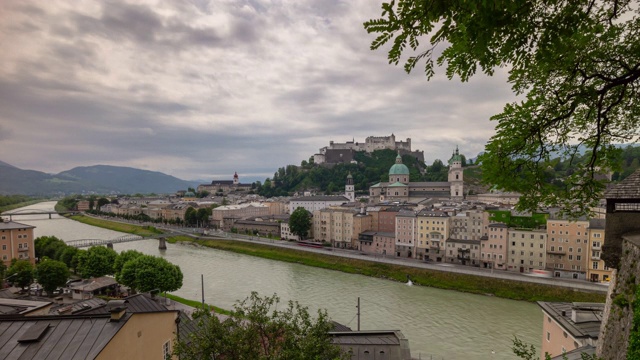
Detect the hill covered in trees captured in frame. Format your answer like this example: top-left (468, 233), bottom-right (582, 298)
top-left (255, 149), bottom-right (467, 197)
top-left (252, 145), bottom-right (640, 199)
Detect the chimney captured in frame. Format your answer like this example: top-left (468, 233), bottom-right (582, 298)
top-left (107, 299), bottom-right (128, 322)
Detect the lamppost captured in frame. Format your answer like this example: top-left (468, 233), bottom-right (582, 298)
top-left (2, 273), bottom-right (18, 288)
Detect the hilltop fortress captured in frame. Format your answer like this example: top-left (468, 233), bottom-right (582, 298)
top-left (314, 134), bottom-right (424, 164)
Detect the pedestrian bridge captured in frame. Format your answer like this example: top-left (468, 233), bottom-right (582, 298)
top-left (1, 209), bottom-right (79, 220)
top-left (66, 233), bottom-right (178, 249)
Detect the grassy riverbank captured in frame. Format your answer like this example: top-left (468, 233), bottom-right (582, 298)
top-left (69, 214), bottom-right (164, 237)
top-left (191, 239), bottom-right (606, 303)
top-left (163, 293), bottom-right (231, 315)
top-left (66, 215), bottom-right (606, 303)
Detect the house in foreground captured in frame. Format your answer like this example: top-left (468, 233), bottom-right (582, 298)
top-left (0, 293), bottom-right (180, 360)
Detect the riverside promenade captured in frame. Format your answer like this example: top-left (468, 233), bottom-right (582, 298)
top-left (192, 230), bottom-right (608, 294)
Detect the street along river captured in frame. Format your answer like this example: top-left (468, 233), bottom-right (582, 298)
top-left (11, 202), bottom-right (542, 359)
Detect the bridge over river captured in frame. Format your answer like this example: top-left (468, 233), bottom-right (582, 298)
top-left (65, 232), bottom-right (187, 249)
top-left (1, 209), bottom-right (79, 220)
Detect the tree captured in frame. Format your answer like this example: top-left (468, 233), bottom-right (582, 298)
top-left (512, 336), bottom-right (600, 360)
top-left (113, 249), bottom-right (144, 281)
top-left (173, 292), bottom-right (348, 360)
top-left (96, 197), bottom-right (110, 210)
top-left (35, 259), bottom-right (69, 297)
top-left (119, 255), bottom-right (183, 293)
top-left (185, 207), bottom-right (197, 226)
top-left (196, 208), bottom-right (211, 227)
top-left (59, 247), bottom-right (79, 269)
top-left (365, 1), bottom-right (640, 217)
top-left (34, 236), bottom-right (66, 260)
top-left (8, 259), bottom-right (34, 289)
top-left (289, 207), bottom-right (311, 240)
top-left (77, 246), bottom-right (118, 278)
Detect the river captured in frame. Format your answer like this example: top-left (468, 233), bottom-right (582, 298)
top-left (8, 201), bottom-right (542, 359)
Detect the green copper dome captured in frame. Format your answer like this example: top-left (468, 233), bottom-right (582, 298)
top-left (389, 154), bottom-right (410, 175)
top-left (448, 146), bottom-right (463, 165)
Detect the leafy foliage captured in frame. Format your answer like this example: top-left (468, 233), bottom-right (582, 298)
top-left (119, 254), bottom-right (183, 293)
top-left (113, 249), bottom-right (144, 281)
top-left (76, 246), bottom-right (117, 278)
top-left (512, 336), bottom-right (601, 360)
top-left (35, 259), bottom-right (69, 296)
top-left (256, 149), bottom-right (458, 197)
top-left (365, 0), bottom-right (640, 216)
top-left (8, 259), bottom-right (34, 289)
top-left (289, 207), bottom-right (312, 240)
top-left (173, 292), bottom-right (348, 360)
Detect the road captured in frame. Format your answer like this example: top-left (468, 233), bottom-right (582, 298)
top-left (192, 230), bottom-right (609, 294)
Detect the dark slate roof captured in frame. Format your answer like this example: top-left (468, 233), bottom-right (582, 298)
top-left (0, 289), bottom-right (18, 299)
top-left (292, 195), bottom-right (349, 202)
top-left (589, 219), bottom-right (606, 229)
top-left (417, 210), bottom-right (449, 217)
top-left (68, 277), bottom-right (117, 292)
top-left (329, 330), bottom-right (404, 346)
top-left (330, 321), bottom-right (352, 332)
top-left (0, 313), bottom-right (128, 360)
top-left (550, 345), bottom-right (595, 360)
top-left (0, 221), bottom-right (35, 230)
top-left (49, 298), bottom-right (107, 315)
top-left (537, 302), bottom-right (604, 340)
top-left (605, 168), bottom-right (640, 199)
top-left (81, 293), bottom-right (170, 315)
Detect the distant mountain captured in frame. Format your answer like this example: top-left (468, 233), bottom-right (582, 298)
top-left (0, 161), bottom-right (198, 195)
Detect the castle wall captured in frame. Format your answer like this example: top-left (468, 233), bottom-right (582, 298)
top-left (597, 234), bottom-right (640, 359)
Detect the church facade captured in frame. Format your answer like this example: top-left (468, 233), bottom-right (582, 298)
top-left (197, 172), bottom-right (252, 195)
top-left (369, 148), bottom-right (464, 203)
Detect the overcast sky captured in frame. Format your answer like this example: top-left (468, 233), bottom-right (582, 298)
top-left (0, 0), bottom-right (517, 183)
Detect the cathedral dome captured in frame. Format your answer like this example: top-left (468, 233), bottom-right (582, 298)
top-left (389, 154), bottom-right (410, 175)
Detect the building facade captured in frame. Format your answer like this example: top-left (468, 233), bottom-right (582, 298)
top-left (416, 210), bottom-right (450, 262)
top-left (546, 218), bottom-right (590, 279)
top-left (507, 228), bottom-right (547, 273)
top-left (369, 150), bottom-right (464, 203)
top-left (0, 220), bottom-right (36, 266)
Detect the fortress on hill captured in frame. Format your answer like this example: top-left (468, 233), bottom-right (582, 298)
top-left (313, 134), bottom-right (425, 165)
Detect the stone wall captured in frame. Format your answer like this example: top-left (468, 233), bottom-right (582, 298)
top-left (597, 232), bottom-right (640, 359)
top-left (602, 211), bottom-right (640, 269)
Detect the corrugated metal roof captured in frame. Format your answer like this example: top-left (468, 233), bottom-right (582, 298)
top-left (0, 314), bottom-right (127, 360)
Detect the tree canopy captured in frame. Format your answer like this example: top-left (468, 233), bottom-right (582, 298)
top-left (36, 259), bottom-right (69, 297)
top-left (119, 254), bottom-right (183, 293)
top-left (173, 292), bottom-right (347, 360)
top-left (113, 249), bottom-right (144, 281)
top-left (289, 207), bottom-right (312, 240)
top-left (365, 0), bottom-right (640, 216)
top-left (8, 259), bottom-right (34, 289)
top-left (76, 246), bottom-right (118, 278)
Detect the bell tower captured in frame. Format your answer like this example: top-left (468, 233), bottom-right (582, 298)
top-left (448, 146), bottom-right (464, 199)
top-left (345, 173), bottom-right (355, 202)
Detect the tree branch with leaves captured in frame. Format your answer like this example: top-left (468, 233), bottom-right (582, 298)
top-left (365, 0), bottom-right (640, 216)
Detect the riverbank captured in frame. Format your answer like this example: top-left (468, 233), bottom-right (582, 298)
top-left (163, 293), bottom-right (231, 315)
top-left (0, 199), bottom-right (47, 213)
top-left (188, 238), bottom-right (605, 303)
top-left (65, 213), bottom-right (605, 303)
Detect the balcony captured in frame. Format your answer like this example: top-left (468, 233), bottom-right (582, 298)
top-left (591, 255), bottom-right (601, 260)
top-left (592, 244), bottom-right (602, 250)
top-left (18, 246), bottom-right (29, 252)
